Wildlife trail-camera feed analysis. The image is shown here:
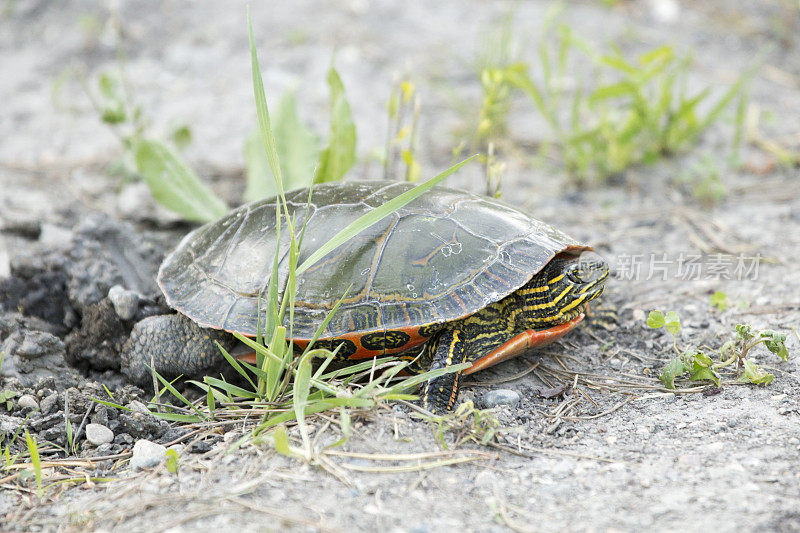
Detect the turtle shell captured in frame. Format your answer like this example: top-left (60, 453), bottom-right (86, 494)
top-left (158, 181), bottom-right (589, 358)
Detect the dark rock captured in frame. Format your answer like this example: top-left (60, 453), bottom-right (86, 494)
top-left (40, 421), bottom-right (67, 443)
top-left (39, 392), bottom-right (58, 415)
top-left (189, 440), bottom-right (213, 454)
top-left (91, 405), bottom-right (109, 426)
top-left (29, 413), bottom-right (62, 432)
top-left (65, 299), bottom-right (129, 371)
top-left (1, 217), bottom-right (41, 239)
top-left (161, 427), bottom-right (191, 444)
top-left (1, 251), bottom-right (74, 330)
top-left (66, 214), bottom-right (162, 310)
top-left (114, 432), bottom-right (134, 446)
top-left (117, 411), bottom-right (165, 439)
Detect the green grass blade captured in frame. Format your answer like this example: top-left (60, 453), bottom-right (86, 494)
top-left (202, 376), bottom-right (261, 399)
top-left (216, 341), bottom-right (258, 391)
top-left (133, 139), bottom-right (228, 222)
top-left (297, 155), bottom-right (477, 275)
top-left (149, 366), bottom-right (208, 421)
top-left (318, 356), bottom-right (398, 380)
top-left (24, 430), bottom-right (42, 497)
top-left (293, 351), bottom-right (314, 457)
top-left (248, 10), bottom-right (285, 200)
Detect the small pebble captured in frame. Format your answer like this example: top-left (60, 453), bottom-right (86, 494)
top-left (17, 394), bottom-right (39, 410)
top-left (130, 439), bottom-right (167, 470)
top-left (108, 285), bottom-right (140, 321)
top-left (481, 389), bottom-right (521, 408)
top-left (127, 400), bottom-right (152, 416)
top-left (85, 423), bottom-right (114, 446)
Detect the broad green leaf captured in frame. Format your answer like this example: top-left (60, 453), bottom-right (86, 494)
top-left (646, 310), bottom-right (665, 329)
top-left (659, 355), bottom-right (690, 389)
top-left (314, 67), bottom-right (357, 183)
top-left (689, 350), bottom-right (719, 385)
top-left (738, 359), bottom-right (773, 385)
top-left (664, 311), bottom-right (681, 335)
top-left (761, 330), bottom-right (789, 361)
top-left (272, 425), bottom-right (294, 457)
top-left (165, 449), bottom-right (178, 473)
top-left (133, 139), bottom-right (227, 222)
top-left (735, 324), bottom-right (754, 340)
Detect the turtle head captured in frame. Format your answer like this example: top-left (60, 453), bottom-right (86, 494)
top-left (522, 251), bottom-right (609, 327)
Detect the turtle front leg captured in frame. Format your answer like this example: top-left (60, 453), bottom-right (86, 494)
top-left (421, 328), bottom-right (469, 414)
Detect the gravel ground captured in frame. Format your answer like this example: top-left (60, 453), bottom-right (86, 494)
top-left (1, 1), bottom-right (799, 531)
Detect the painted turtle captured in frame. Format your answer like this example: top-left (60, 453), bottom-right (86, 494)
top-left (125, 181), bottom-right (608, 413)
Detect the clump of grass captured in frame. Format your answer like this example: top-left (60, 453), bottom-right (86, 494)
top-left (141, 13), bottom-right (477, 464)
top-left (647, 310), bottom-right (788, 389)
top-left (474, 11), bottom-right (750, 186)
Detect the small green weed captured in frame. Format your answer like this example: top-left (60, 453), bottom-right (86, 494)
top-left (709, 291), bottom-right (730, 312)
top-left (0, 390), bottom-right (16, 411)
top-left (675, 156), bottom-right (729, 207)
top-left (647, 310), bottom-right (788, 389)
top-left (24, 430), bottom-right (43, 498)
top-left (424, 400), bottom-right (501, 450)
top-left (474, 11), bottom-right (749, 186)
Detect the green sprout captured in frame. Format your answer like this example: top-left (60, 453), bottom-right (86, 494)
top-left (647, 310), bottom-right (789, 389)
top-left (709, 291), bottom-right (730, 312)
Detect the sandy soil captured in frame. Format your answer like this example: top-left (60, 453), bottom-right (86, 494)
top-left (1, 1), bottom-right (799, 531)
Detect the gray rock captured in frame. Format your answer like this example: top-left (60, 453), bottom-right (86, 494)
top-left (127, 400), bottom-right (152, 415)
top-left (85, 423), bottom-right (114, 446)
top-left (0, 414), bottom-right (25, 435)
top-left (3, 330), bottom-right (65, 360)
top-left (17, 394), bottom-right (38, 410)
top-left (108, 285), bottom-right (140, 321)
top-left (481, 389), bottom-right (521, 408)
top-left (130, 439), bottom-right (167, 470)
top-left (40, 392), bottom-right (58, 415)
top-left (114, 433), bottom-right (134, 446)
top-left (0, 329), bottom-right (76, 386)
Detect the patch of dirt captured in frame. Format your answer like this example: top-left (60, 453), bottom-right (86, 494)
top-left (1, 0), bottom-right (799, 531)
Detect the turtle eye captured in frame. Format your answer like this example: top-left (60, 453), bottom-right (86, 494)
top-left (566, 268), bottom-right (584, 284)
